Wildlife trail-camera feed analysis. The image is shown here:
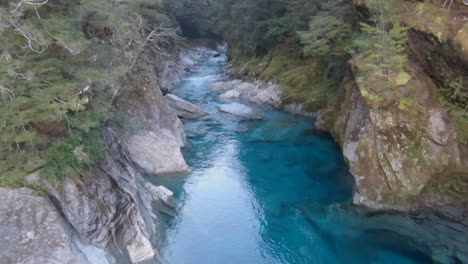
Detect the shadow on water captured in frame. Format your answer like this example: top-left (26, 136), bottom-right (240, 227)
top-left (144, 51), bottom-right (440, 264)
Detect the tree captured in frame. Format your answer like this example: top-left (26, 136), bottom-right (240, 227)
top-left (299, 15), bottom-right (352, 56)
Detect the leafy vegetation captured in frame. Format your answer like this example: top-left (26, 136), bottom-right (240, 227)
top-left (0, 0), bottom-right (180, 186)
top-left (299, 15), bottom-right (352, 57)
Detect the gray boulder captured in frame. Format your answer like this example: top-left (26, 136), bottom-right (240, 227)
top-left (127, 130), bottom-right (189, 174)
top-left (0, 187), bottom-right (88, 264)
top-left (165, 94), bottom-right (208, 119)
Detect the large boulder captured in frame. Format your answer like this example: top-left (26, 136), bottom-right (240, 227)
top-left (212, 80), bottom-right (282, 107)
top-left (127, 130), bottom-right (189, 174)
top-left (165, 94), bottom-right (208, 119)
top-left (0, 187), bottom-right (89, 264)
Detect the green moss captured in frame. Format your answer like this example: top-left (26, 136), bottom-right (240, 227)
top-left (439, 97), bottom-right (468, 144)
top-left (394, 72), bottom-right (411, 86)
top-left (0, 170), bottom-right (26, 188)
top-left (398, 97), bottom-right (414, 110)
top-left (401, 2), bottom-right (453, 42)
top-left (361, 89), bottom-right (383, 103)
top-left (400, 128), bottom-right (429, 169)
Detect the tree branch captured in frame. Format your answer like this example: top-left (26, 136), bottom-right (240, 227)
top-left (0, 84), bottom-right (15, 101)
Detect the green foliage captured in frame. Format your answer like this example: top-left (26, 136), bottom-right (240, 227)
top-left (42, 113), bottom-right (107, 181)
top-left (0, 0), bottom-right (165, 186)
top-left (287, 0), bottom-right (319, 30)
top-left (265, 17), bottom-right (294, 48)
top-left (355, 21), bottom-right (408, 74)
top-left (350, 0), bottom-right (409, 93)
top-left (299, 15), bottom-right (352, 56)
top-left (439, 97), bottom-right (468, 144)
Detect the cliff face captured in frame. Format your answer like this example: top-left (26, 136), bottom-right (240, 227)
top-left (330, 1), bottom-right (468, 209)
top-left (333, 65), bottom-right (467, 209)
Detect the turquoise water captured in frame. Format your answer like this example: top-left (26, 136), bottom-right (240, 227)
top-left (150, 54), bottom-right (434, 264)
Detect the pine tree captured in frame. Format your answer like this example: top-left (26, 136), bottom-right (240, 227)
top-left (299, 15), bottom-right (352, 56)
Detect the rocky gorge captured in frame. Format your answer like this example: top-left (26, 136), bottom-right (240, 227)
top-left (0, 0), bottom-right (467, 263)
top-left (0, 46), bottom-right (218, 263)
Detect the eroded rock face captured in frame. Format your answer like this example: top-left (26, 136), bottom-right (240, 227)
top-left (127, 130), bottom-right (189, 174)
top-left (117, 46), bottom-right (223, 174)
top-left (332, 61), bottom-right (467, 210)
top-left (0, 188), bottom-right (87, 264)
top-left (22, 128), bottom-right (178, 264)
top-left (165, 94), bottom-right (208, 119)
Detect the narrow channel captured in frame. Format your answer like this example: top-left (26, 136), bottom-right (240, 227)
top-left (148, 51), bottom-right (432, 264)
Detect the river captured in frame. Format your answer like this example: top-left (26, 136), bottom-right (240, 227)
top-left (147, 51), bottom-right (434, 264)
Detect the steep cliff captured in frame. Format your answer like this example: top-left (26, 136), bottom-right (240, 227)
top-left (329, 0), bottom-right (468, 209)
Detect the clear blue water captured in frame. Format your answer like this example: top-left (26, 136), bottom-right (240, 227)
top-left (149, 53), bottom-right (434, 264)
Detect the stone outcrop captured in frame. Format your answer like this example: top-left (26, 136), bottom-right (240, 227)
top-left (165, 94), bottom-right (208, 119)
top-left (127, 130), bottom-right (189, 174)
top-left (21, 128), bottom-right (178, 264)
top-left (0, 187), bottom-right (92, 264)
top-left (326, 7), bottom-right (468, 209)
top-left (330, 73), bottom-right (465, 209)
top-left (117, 46), bottom-right (225, 174)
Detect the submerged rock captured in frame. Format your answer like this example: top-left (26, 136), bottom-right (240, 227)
top-left (165, 94), bottom-right (208, 119)
top-left (218, 103), bottom-right (262, 119)
top-left (300, 204), bottom-right (468, 263)
top-left (249, 117), bottom-right (311, 142)
top-left (0, 187), bottom-right (89, 264)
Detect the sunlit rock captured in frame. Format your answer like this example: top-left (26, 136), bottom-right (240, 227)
top-left (165, 94), bottom-right (208, 119)
top-left (127, 130), bottom-right (189, 174)
top-left (0, 188), bottom-right (88, 264)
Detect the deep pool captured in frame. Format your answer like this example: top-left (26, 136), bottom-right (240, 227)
top-left (148, 52), bottom-right (434, 264)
